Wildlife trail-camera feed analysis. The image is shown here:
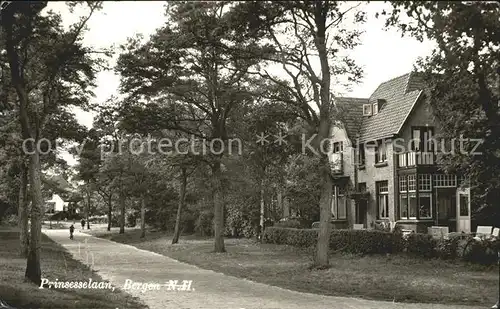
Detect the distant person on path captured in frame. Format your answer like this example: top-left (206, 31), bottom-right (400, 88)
top-left (69, 224), bottom-right (74, 240)
top-left (81, 219), bottom-right (85, 230)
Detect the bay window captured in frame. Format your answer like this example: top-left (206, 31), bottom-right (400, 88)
top-left (399, 174), bottom-right (433, 220)
top-left (399, 175), bottom-right (417, 219)
top-left (409, 193), bottom-right (417, 218)
top-left (418, 174), bottom-right (432, 219)
top-left (400, 193), bottom-right (408, 218)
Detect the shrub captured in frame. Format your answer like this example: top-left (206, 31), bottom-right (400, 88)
top-left (263, 227), bottom-right (317, 247)
top-left (329, 229), bottom-right (399, 254)
top-left (405, 233), bottom-right (436, 257)
top-left (459, 238), bottom-right (499, 265)
top-left (195, 210), bottom-right (213, 236)
top-left (263, 227), bottom-right (401, 254)
top-left (126, 214), bottom-right (137, 227)
top-left (435, 236), bottom-right (461, 260)
top-left (391, 229), bottom-right (406, 253)
top-left (3, 214), bottom-right (18, 226)
top-left (181, 210), bottom-right (197, 235)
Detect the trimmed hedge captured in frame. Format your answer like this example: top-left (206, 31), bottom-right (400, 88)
top-left (405, 233), bottom-right (436, 258)
top-left (263, 227), bottom-right (500, 264)
top-left (458, 237), bottom-right (499, 265)
top-left (263, 227), bottom-right (399, 254)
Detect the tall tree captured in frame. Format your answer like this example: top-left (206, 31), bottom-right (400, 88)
top-left (233, 0), bottom-right (364, 267)
top-left (93, 100), bottom-right (123, 231)
top-left (1, 1), bottom-right (103, 283)
top-left (116, 1), bottom-right (268, 252)
top-left (119, 107), bottom-right (205, 243)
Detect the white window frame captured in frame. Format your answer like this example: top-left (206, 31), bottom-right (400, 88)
top-left (333, 141), bottom-right (343, 153)
top-left (434, 174), bottom-right (457, 188)
top-left (377, 181), bottom-right (389, 219)
top-left (331, 186), bottom-right (347, 220)
top-left (418, 174), bottom-right (432, 191)
top-left (419, 192), bottom-right (432, 219)
top-left (400, 175), bottom-right (417, 220)
top-left (408, 192), bottom-right (417, 219)
top-left (363, 104), bottom-right (372, 116)
top-left (375, 140), bottom-right (387, 163)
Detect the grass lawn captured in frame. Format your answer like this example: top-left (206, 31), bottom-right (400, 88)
top-left (89, 227), bottom-right (498, 307)
top-left (0, 226), bottom-right (147, 309)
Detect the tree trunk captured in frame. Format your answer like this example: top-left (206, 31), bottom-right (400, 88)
top-left (25, 149), bottom-right (43, 285)
top-left (119, 181), bottom-right (125, 234)
top-left (86, 185), bottom-right (91, 230)
top-left (3, 4), bottom-right (45, 285)
top-left (18, 161), bottom-right (29, 257)
top-left (313, 5), bottom-right (333, 268)
top-left (277, 183), bottom-right (283, 219)
top-left (172, 167), bottom-right (187, 244)
top-left (107, 194), bottom-right (112, 231)
top-left (211, 161), bottom-right (225, 252)
top-left (140, 193), bottom-right (146, 238)
top-left (314, 117), bottom-right (333, 268)
top-left (259, 178), bottom-right (265, 242)
top-left (283, 197), bottom-right (290, 219)
top-left (315, 165), bottom-right (332, 268)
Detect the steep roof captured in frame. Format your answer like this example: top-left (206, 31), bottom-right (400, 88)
top-left (333, 72), bottom-right (425, 142)
top-left (334, 97), bottom-right (368, 139)
top-left (358, 72), bottom-right (423, 142)
top-left (42, 174), bottom-right (76, 196)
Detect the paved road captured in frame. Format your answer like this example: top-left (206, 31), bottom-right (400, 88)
top-left (43, 229), bottom-right (484, 309)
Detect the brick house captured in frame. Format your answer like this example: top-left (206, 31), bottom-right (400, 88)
top-left (328, 72), bottom-right (472, 233)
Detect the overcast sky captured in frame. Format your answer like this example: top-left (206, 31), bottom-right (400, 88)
top-left (43, 1), bottom-right (435, 165)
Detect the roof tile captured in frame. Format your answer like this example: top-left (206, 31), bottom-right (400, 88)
top-left (334, 72), bottom-right (424, 143)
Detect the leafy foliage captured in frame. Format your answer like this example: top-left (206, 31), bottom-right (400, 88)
top-left (385, 1), bottom-right (500, 221)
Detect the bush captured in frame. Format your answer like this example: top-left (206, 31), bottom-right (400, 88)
top-left (405, 233), bottom-right (436, 257)
top-left (181, 210), bottom-right (196, 235)
top-left (89, 216), bottom-right (107, 224)
top-left (195, 210), bottom-right (213, 236)
top-left (435, 236), bottom-right (461, 260)
top-left (126, 214), bottom-right (137, 227)
top-left (3, 214), bottom-right (18, 226)
top-left (329, 229), bottom-right (399, 254)
top-left (458, 238), bottom-right (499, 265)
top-left (242, 224), bottom-right (257, 238)
top-left (263, 227), bottom-right (500, 264)
top-left (263, 227), bottom-right (317, 247)
top-left (263, 227), bottom-right (401, 254)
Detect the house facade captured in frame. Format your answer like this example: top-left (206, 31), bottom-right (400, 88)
top-left (329, 72), bottom-right (472, 233)
top-left (45, 193), bottom-right (68, 213)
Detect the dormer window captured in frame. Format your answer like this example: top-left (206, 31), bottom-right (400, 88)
top-left (372, 103), bottom-right (378, 115)
top-left (362, 104), bottom-right (372, 116)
